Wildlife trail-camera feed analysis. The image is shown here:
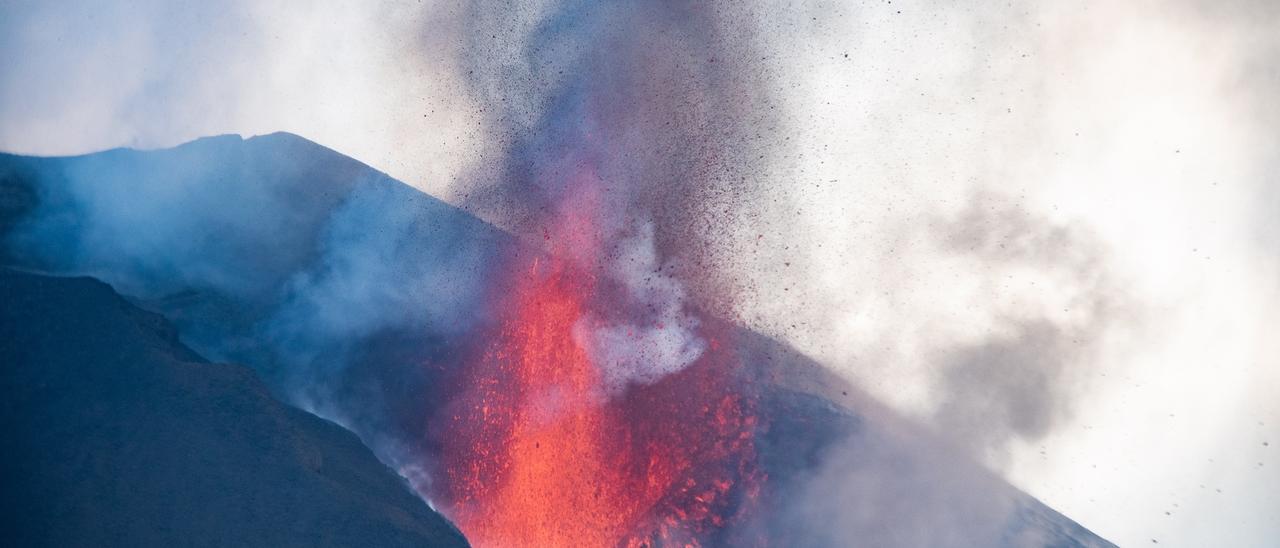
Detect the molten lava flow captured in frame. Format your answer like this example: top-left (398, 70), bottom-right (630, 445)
top-left (447, 260), bottom-right (652, 545)
top-left (434, 183), bottom-right (761, 546)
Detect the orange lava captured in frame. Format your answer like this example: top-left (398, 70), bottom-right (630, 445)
top-left (435, 176), bottom-right (761, 546)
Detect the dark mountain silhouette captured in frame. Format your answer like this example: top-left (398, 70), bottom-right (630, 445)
top-left (0, 133), bottom-right (1114, 547)
top-left (0, 269), bottom-right (468, 547)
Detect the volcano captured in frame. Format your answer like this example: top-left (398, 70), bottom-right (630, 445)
top-left (0, 134), bottom-right (1116, 547)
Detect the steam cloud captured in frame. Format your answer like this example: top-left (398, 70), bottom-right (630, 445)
top-left (573, 220), bottom-right (706, 394)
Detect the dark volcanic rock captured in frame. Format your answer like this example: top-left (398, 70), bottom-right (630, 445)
top-left (0, 269), bottom-right (468, 548)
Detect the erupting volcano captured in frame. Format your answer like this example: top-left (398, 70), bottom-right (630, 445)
top-left (433, 171), bottom-right (762, 546)
top-left (6, 0), bottom-right (1234, 545)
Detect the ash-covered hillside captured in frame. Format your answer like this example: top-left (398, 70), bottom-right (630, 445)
top-left (0, 134), bottom-right (1115, 547)
top-left (0, 269), bottom-right (468, 547)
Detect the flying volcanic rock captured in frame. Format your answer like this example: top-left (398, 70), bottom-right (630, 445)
top-left (0, 134), bottom-right (1116, 546)
top-left (0, 269), bottom-right (468, 548)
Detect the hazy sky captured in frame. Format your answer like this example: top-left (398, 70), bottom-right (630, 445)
top-left (2, 1), bottom-right (1277, 546)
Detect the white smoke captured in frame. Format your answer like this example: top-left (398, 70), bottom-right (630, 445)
top-left (574, 220), bottom-right (706, 395)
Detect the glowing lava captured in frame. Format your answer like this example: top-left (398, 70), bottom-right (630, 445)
top-left (433, 175), bottom-right (761, 546)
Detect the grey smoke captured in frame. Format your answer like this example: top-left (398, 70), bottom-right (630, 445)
top-left (777, 428), bottom-right (1017, 547)
top-left (928, 195), bottom-right (1131, 461)
top-left (933, 322), bottom-right (1090, 459)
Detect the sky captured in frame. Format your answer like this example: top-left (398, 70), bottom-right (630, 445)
top-left (2, 1), bottom-right (1278, 546)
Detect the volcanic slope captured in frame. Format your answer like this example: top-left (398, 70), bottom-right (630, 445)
top-left (0, 134), bottom-right (1114, 546)
top-left (0, 269), bottom-right (469, 547)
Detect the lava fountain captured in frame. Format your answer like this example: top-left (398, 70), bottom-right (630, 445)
top-left (431, 168), bottom-right (763, 546)
top-left (425, 2), bottom-right (774, 543)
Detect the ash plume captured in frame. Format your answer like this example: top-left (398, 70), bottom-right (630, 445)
top-left (449, 0), bottom-right (779, 314)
